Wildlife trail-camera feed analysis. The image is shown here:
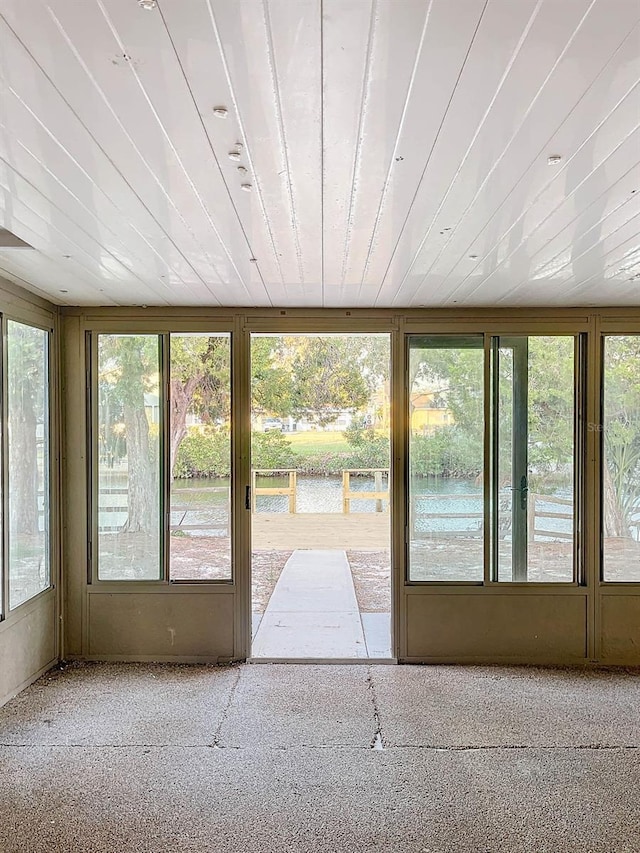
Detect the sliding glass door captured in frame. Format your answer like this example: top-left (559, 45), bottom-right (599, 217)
top-left (407, 333), bottom-right (579, 585)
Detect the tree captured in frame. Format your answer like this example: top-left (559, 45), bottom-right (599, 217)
top-left (602, 336), bottom-right (640, 537)
top-left (8, 322), bottom-right (47, 536)
top-left (99, 335), bottom-right (158, 532)
top-left (252, 335), bottom-right (385, 426)
top-left (170, 335), bottom-right (230, 476)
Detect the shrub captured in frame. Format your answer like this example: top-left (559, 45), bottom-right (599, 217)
top-left (173, 429), bottom-right (230, 479)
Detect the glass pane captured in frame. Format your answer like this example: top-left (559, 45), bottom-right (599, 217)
top-left (170, 333), bottom-right (231, 580)
top-left (602, 336), bottom-right (640, 581)
top-left (8, 321), bottom-right (50, 609)
top-left (492, 336), bottom-right (575, 582)
top-left (97, 335), bottom-right (161, 580)
top-left (408, 336), bottom-right (484, 581)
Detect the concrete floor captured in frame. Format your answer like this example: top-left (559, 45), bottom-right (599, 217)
top-left (1, 663), bottom-right (640, 852)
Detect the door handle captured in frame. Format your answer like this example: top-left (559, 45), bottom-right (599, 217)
top-left (519, 475), bottom-right (528, 511)
top-left (245, 485), bottom-right (251, 510)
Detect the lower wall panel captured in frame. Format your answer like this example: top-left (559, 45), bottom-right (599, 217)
top-left (600, 594), bottom-right (640, 662)
top-left (406, 592), bottom-right (588, 662)
top-left (88, 592), bottom-right (235, 660)
top-left (0, 593), bottom-right (57, 706)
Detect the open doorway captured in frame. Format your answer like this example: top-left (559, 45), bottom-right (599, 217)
top-left (249, 333), bottom-right (391, 659)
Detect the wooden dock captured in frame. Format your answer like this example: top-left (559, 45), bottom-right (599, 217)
top-left (252, 512), bottom-right (390, 550)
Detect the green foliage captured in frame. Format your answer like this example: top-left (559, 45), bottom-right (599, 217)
top-left (173, 429), bottom-right (230, 479)
top-left (411, 427), bottom-right (482, 479)
top-left (342, 423), bottom-right (390, 469)
top-left (252, 335), bottom-right (387, 426)
top-left (251, 430), bottom-right (296, 470)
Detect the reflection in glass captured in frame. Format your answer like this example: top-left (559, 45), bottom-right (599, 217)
top-left (8, 321), bottom-right (50, 609)
top-left (492, 336), bottom-right (575, 582)
top-left (97, 335), bottom-right (161, 580)
top-left (408, 336), bottom-right (484, 581)
top-left (603, 336), bottom-right (640, 581)
top-left (169, 334), bottom-right (231, 580)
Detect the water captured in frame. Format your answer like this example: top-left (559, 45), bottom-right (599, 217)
top-left (98, 472), bottom-right (574, 542)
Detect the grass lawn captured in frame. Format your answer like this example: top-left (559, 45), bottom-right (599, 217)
top-left (286, 431), bottom-right (349, 456)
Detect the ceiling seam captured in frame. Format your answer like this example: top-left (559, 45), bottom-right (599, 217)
top-left (158, 0), bottom-right (274, 305)
top-left (531, 195), bottom-right (640, 280)
top-left (386, 0), bottom-right (546, 307)
top-left (520, 212), bottom-right (640, 304)
top-left (261, 0), bottom-right (307, 293)
top-left (369, 0), bottom-right (489, 307)
top-left (358, 0), bottom-right (437, 303)
top-left (0, 198), bottom-right (141, 301)
top-left (338, 0), bottom-right (378, 289)
top-left (200, 0), bottom-right (284, 302)
top-left (43, 5), bottom-right (226, 300)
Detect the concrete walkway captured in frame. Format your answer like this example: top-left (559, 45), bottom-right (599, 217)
top-left (252, 549), bottom-right (380, 658)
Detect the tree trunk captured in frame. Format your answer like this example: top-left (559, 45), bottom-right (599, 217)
top-left (10, 394), bottom-right (38, 535)
top-left (170, 376), bottom-right (199, 479)
top-left (122, 400), bottom-right (154, 532)
top-left (602, 462), bottom-right (628, 539)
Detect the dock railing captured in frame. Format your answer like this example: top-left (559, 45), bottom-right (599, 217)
top-left (341, 469), bottom-right (389, 513)
top-left (251, 469), bottom-right (297, 513)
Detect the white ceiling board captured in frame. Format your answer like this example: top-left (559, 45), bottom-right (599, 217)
top-left (41, 0), bottom-right (259, 302)
top-left (414, 1), bottom-right (640, 307)
top-left (0, 0), bottom-right (637, 308)
top-left (0, 13), bottom-right (222, 304)
top-left (160, 0), bottom-right (322, 301)
top-left (325, 0), bottom-right (489, 301)
top-left (459, 125), bottom-right (640, 305)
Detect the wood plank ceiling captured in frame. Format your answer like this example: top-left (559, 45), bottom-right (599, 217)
top-left (0, 0), bottom-right (638, 308)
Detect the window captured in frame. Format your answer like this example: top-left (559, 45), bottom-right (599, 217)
top-left (602, 335), bottom-right (640, 581)
top-left (408, 336), bottom-right (484, 581)
top-left (7, 320), bottom-right (50, 609)
top-left (96, 335), bottom-right (162, 581)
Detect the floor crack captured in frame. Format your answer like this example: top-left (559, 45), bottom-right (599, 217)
top-left (209, 666), bottom-right (242, 748)
top-left (366, 666), bottom-right (384, 750)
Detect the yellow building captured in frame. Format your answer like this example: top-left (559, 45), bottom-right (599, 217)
top-left (410, 392), bottom-right (454, 434)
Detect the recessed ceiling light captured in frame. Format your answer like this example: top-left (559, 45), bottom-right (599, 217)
top-left (237, 166), bottom-right (247, 174)
top-left (138, 0), bottom-right (156, 8)
top-left (249, 257), bottom-right (258, 263)
top-left (228, 151), bottom-right (241, 161)
top-left (547, 154), bottom-right (562, 165)
top-left (213, 107), bottom-right (228, 118)
top-left (241, 183), bottom-right (252, 192)
top-left (60, 289), bottom-right (68, 293)
top-left (468, 254), bottom-right (479, 260)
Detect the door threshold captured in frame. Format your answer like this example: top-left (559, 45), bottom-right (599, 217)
top-left (248, 657), bottom-right (397, 665)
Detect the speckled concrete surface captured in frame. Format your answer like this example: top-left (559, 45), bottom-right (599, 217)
top-left (373, 665), bottom-right (640, 748)
top-left (1, 662), bottom-right (640, 852)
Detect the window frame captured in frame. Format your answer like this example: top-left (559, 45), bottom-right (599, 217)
top-left (2, 314), bottom-right (54, 615)
top-left (88, 327), bottom-right (235, 588)
top-left (405, 327), bottom-right (587, 588)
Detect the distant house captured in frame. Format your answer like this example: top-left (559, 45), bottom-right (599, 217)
top-left (410, 392), bottom-right (453, 434)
